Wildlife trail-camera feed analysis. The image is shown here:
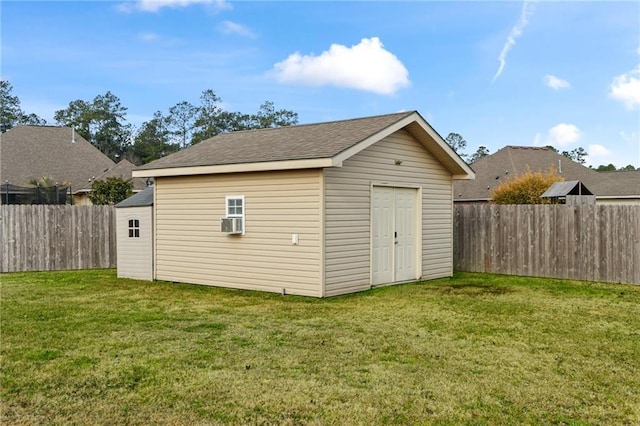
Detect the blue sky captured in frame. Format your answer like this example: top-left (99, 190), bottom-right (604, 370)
top-left (2, 0), bottom-right (639, 167)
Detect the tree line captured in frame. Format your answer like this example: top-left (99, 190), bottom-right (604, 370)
top-left (1, 81), bottom-right (298, 165)
top-left (2, 80), bottom-right (636, 171)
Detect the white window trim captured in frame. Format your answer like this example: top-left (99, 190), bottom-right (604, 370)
top-left (225, 195), bottom-right (245, 235)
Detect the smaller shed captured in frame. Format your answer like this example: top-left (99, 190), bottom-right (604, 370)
top-left (541, 180), bottom-right (595, 205)
top-left (116, 187), bottom-right (154, 280)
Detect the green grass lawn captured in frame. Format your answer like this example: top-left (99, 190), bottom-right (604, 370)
top-left (1, 270), bottom-right (639, 425)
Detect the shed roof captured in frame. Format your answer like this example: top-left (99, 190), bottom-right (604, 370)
top-left (541, 181), bottom-right (593, 198)
top-left (134, 111), bottom-right (474, 180)
top-left (116, 186), bottom-right (154, 208)
top-left (1, 125), bottom-right (115, 193)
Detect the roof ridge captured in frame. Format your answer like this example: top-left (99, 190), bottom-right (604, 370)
top-left (505, 145), bottom-right (550, 150)
top-left (217, 111), bottom-right (417, 136)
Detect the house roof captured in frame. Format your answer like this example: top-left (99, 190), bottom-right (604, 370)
top-left (134, 111), bottom-right (474, 179)
top-left (0, 125), bottom-right (115, 193)
top-left (116, 186), bottom-right (154, 208)
top-left (454, 146), bottom-right (637, 201)
top-left (541, 181), bottom-right (593, 198)
top-left (76, 159), bottom-right (149, 193)
top-left (589, 170), bottom-right (640, 198)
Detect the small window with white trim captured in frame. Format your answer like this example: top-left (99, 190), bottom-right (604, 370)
top-left (128, 219), bottom-right (140, 238)
top-left (225, 195), bottom-right (245, 234)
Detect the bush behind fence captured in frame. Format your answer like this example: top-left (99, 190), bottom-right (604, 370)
top-left (1, 205), bottom-right (116, 273)
top-left (454, 204), bottom-right (640, 285)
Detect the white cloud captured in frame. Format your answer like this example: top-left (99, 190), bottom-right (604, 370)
top-left (118, 0), bottom-right (231, 13)
top-left (543, 74), bottom-right (570, 90)
top-left (491, 1), bottom-right (536, 83)
top-left (547, 123), bottom-right (580, 147)
top-left (534, 123), bottom-right (581, 148)
top-left (586, 144), bottom-right (615, 166)
top-left (609, 66), bottom-right (640, 110)
top-left (217, 21), bottom-right (256, 38)
top-left (271, 37), bottom-right (410, 95)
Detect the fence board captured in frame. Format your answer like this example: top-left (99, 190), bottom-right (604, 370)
top-left (0, 205), bottom-right (116, 272)
top-left (453, 204), bottom-right (640, 285)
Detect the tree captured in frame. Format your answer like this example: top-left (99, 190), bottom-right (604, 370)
top-left (88, 177), bottom-right (133, 205)
top-left (1, 80), bottom-right (46, 133)
top-left (491, 168), bottom-right (563, 204)
top-left (167, 101), bottom-right (197, 148)
top-left (54, 91), bottom-right (132, 161)
top-left (247, 101), bottom-right (298, 129)
top-left (595, 163), bottom-right (617, 172)
top-left (544, 145), bottom-right (558, 153)
top-left (445, 133), bottom-right (467, 155)
top-left (469, 146), bottom-right (490, 164)
top-left (619, 164), bottom-right (636, 171)
top-left (131, 111), bottom-right (179, 164)
top-left (561, 147), bottom-right (587, 164)
top-left (192, 89), bottom-right (225, 144)
top-left (191, 90), bottom-right (299, 144)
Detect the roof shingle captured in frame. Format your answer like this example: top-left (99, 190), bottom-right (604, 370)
top-left (1, 125), bottom-right (115, 193)
top-left (137, 111), bottom-right (415, 171)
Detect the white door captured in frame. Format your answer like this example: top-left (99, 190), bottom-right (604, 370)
top-left (372, 187), bottom-right (418, 285)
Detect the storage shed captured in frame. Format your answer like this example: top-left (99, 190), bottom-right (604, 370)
top-left (541, 180), bottom-right (595, 205)
top-left (116, 187), bottom-right (154, 280)
top-left (132, 111), bottom-right (475, 297)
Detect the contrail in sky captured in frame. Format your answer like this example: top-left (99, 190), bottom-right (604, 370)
top-left (492, 1), bottom-right (536, 83)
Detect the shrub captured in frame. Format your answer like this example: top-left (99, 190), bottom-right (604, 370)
top-left (491, 168), bottom-right (563, 204)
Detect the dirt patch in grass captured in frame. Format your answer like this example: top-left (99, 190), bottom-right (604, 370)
top-left (1, 270), bottom-right (639, 424)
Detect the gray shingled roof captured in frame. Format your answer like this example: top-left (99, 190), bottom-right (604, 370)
top-left (116, 186), bottom-right (154, 208)
top-left (77, 159), bottom-right (148, 192)
top-left (1, 125), bottom-right (115, 193)
top-left (454, 146), bottom-right (637, 200)
top-left (589, 170), bottom-right (640, 197)
top-left (137, 111), bottom-right (415, 171)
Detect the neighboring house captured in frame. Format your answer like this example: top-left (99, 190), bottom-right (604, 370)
top-left (75, 159), bottom-right (149, 205)
top-left (0, 125), bottom-right (145, 205)
top-left (589, 170), bottom-right (640, 205)
top-left (132, 111), bottom-right (474, 297)
top-left (454, 145), bottom-right (640, 204)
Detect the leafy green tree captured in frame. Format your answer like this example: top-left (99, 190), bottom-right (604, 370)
top-left (619, 164), bottom-right (636, 171)
top-left (132, 111), bottom-right (179, 164)
top-left (469, 146), bottom-right (490, 164)
top-left (54, 91), bottom-right (132, 161)
top-left (492, 168), bottom-right (563, 204)
top-left (88, 177), bottom-right (133, 205)
top-left (1, 80), bottom-right (46, 132)
top-left (595, 163), bottom-right (617, 172)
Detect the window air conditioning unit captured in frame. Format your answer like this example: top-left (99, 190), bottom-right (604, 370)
top-left (221, 217), bottom-right (243, 234)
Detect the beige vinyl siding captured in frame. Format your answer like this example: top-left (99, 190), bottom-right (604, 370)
top-left (116, 206), bottom-right (154, 280)
top-left (154, 170), bottom-right (322, 297)
top-left (324, 129), bottom-right (454, 297)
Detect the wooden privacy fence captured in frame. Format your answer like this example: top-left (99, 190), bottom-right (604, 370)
top-left (0, 205), bottom-right (116, 273)
top-left (453, 204), bottom-right (640, 285)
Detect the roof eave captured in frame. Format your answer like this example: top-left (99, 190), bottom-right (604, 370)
top-left (133, 158), bottom-right (334, 178)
